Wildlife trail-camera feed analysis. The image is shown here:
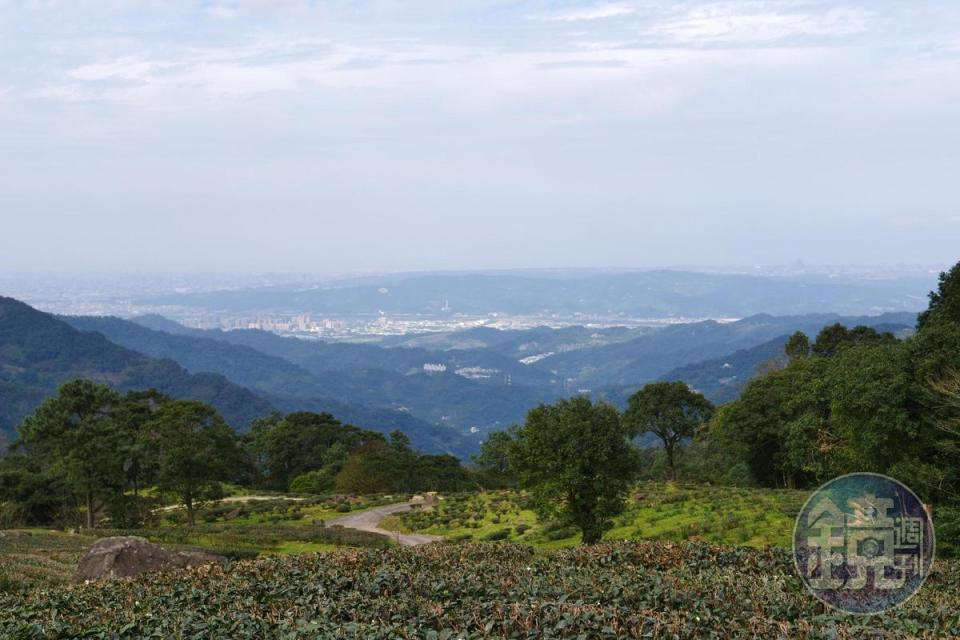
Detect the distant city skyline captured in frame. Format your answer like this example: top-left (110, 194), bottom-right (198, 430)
top-left (2, 1), bottom-right (959, 272)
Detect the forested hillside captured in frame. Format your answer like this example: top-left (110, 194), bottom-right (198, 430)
top-left (0, 297), bottom-right (922, 459)
top-left (0, 297), bottom-right (273, 440)
top-left (0, 300), bottom-right (472, 456)
top-left (63, 315), bottom-right (543, 452)
top-left (130, 311), bottom-right (914, 418)
top-left (535, 312), bottom-right (915, 387)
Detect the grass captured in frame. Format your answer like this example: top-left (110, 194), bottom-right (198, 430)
top-left (0, 491), bottom-right (414, 592)
top-left (606, 481), bottom-right (806, 547)
top-left (101, 521), bottom-right (391, 557)
top-left (0, 530), bottom-right (91, 592)
top-left (0, 521), bottom-right (392, 592)
top-left (160, 492), bottom-right (407, 527)
top-left (383, 482), bottom-right (808, 549)
top-left (382, 492), bottom-right (540, 544)
top-left (0, 482), bottom-right (822, 593)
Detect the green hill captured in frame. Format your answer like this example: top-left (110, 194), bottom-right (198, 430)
top-left (73, 315), bottom-right (555, 441)
top-left (0, 296), bottom-right (274, 440)
top-left (62, 314), bottom-right (480, 456)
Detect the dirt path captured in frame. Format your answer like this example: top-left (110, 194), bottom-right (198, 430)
top-left (155, 494), bottom-right (305, 512)
top-left (327, 503), bottom-right (441, 547)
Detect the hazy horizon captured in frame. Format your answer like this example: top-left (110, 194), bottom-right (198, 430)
top-left (0, 261), bottom-right (948, 280)
top-left (2, 1), bottom-right (959, 273)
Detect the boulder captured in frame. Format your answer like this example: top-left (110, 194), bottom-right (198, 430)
top-left (74, 536), bottom-right (225, 582)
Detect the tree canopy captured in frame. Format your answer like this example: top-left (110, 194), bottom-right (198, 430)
top-left (709, 260), bottom-right (960, 502)
top-left (624, 381), bottom-right (714, 480)
top-left (0, 380), bottom-right (466, 528)
top-left (510, 397), bottom-right (640, 544)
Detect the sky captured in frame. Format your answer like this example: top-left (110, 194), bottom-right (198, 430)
top-left (1, 0), bottom-right (959, 274)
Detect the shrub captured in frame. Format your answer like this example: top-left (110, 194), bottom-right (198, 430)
top-left (4, 541), bottom-right (956, 637)
top-left (544, 526), bottom-right (578, 541)
top-left (448, 533), bottom-right (474, 544)
top-left (483, 528), bottom-right (512, 541)
top-left (936, 507), bottom-right (960, 558)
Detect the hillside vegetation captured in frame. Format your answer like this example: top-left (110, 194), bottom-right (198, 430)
top-left (0, 297), bottom-right (273, 439)
top-left (385, 484), bottom-right (807, 548)
top-left (2, 540), bottom-right (958, 638)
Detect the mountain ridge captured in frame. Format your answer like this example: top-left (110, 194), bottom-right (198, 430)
top-left (0, 296), bottom-right (274, 438)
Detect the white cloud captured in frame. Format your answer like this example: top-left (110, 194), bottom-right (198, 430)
top-left (206, 4), bottom-right (239, 20)
top-left (536, 3), bottom-right (635, 22)
top-left (653, 5), bottom-right (874, 44)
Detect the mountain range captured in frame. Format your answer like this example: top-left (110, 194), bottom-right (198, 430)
top-left (0, 296), bottom-right (271, 445)
top-left (0, 294), bottom-right (918, 457)
top-left (0, 297), bottom-right (470, 456)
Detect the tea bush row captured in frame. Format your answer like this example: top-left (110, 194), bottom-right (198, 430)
top-left (2, 541), bottom-right (957, 638)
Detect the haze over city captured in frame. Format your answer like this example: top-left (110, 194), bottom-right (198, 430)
top-left (2, 0), bottom-right (960, 274)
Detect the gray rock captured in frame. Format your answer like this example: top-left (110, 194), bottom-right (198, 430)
top-left (74, 536), bottom-right (225, 582)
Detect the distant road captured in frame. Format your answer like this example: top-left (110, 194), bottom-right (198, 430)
top-left (328, 502), bottom-right (441, 547)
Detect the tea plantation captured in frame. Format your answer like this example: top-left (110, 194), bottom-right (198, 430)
top-left (385, 483), bottom-right (807, 548)
top-left (2, 540), bottom-right (958, 638)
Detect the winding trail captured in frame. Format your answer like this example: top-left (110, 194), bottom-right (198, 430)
top-left (327, 503), bottom-right (441, 547)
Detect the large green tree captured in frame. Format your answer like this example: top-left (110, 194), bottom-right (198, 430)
top-left (16, 380), bottom-right (125, 528)
top-left (147, 400), bottom-right (240, 526)
top-left (510, 397), bottom-right (640, 544)
top-left (710, 355), bottom-right (830, 488)
top-left (624, 381), bottom-right (714, 480)
top-left (472, 428), bottom-right (518, 487)
top-left (247, 412), bottom-right (377, 490)
top-left (785, 331), bottom-right (811, 360)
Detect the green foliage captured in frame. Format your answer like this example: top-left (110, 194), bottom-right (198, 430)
top-left (483, 527), bottom-right (512, 541)
top-left (709, 262), bottom-right (960, 502)
top-left (396, 484), bottom-right (809, 549)
top-left (244, 412), bottom-right (469, 495)
top-left (15, 380), bottom-right (128, 528)
top-left (102, 521), bottom-right (390, 555)
top-left (785, 331), bottom-right (811, 360)
top-left (245, 411), bottom-right (376, 490)
top-left (918, 261), bottom-right (960, 331)
top-left (2, 540), bottom-right (959, 637)
top-left (0, 297), bottom-right (273, 439)
top-left (624, 381), bottom-right (714, 480)
top-left (0, 531), bottom-right (92, 593)
top-left (334, 440), bottom-right (471, 494)
top-left (472, 428), bottom-right (517, 487)
top-left (936, 506), bottom-right (960, 558)
top-left (2, 385), bottom-right (470, 530)
top-left (511, 397), bottom-right (641, 544)
top-left (391, 492), bottom-right (538, 542)
top-left (147, 400), bottom-right (241, 526)
top-left (289, 468), bottom-right (337, 494)
top-left (0, 457), bottom-right (77, 527)
top-left (811, 323), bottom-right (897, 357)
